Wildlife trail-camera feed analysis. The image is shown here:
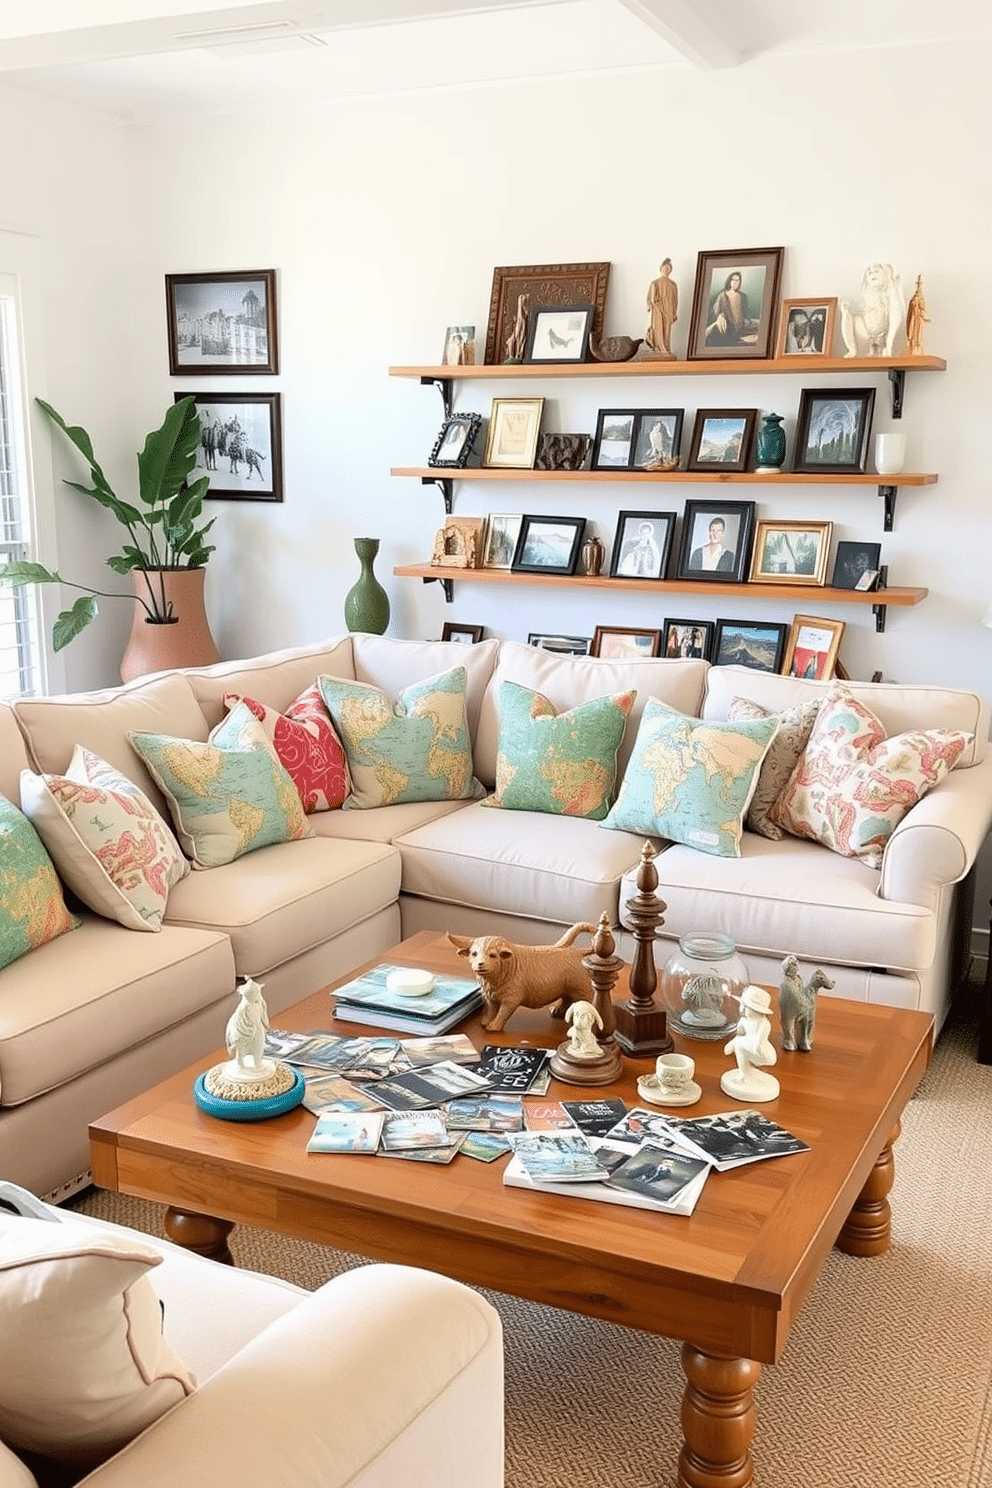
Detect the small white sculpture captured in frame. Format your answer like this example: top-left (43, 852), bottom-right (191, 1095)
top-left (840, 263), bottom-right (906, 357)
top-left (564, 1000), bottom-right (604, 1060)
top-left (720, 985), bottom-right (780, 1103)
top-left (226, 977), bottom-right (272, 1076)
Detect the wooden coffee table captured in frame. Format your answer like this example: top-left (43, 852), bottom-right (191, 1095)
top-left (90, 931), bottom-right (932, 1488)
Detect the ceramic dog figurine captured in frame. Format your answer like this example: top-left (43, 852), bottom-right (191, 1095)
top-left (778, 955), bottom-right (836, 1052)
top-left (446, 923), bottom-right (598, 1032)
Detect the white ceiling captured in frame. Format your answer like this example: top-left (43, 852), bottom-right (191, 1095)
top-left (0, 0), bottom-right (989, 120)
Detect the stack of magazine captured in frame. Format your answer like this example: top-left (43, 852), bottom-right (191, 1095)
top-left (331, 963), bottom-right (484, 1035)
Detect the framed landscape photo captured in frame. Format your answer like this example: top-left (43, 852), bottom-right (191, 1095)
top-left (686, 408), bottom-right (758, 473)
top-left (662, 618), bottom-right (714, 660)
top-left (482, 513), bottom-right (523, 569)
top-left (687, 246), bottom-right (784, 361)
top-left (511, 514), bottom-right (586, 576)
top-left (180, 391), bottom-right (283, 502)
top-left (782, 615), bottom-right (845, 680)
top-left (776, 297), bottom-right (837, 358)
top-left (591, 410), bottom-right (637, 470)
top-left (441, 622), bottom-right (485, 644)
top-left (609, 510), bottom-right (676, 580)
top-left (675, 499), bottom-right (755, 583)
top-left (429, 412), bottom-right (482, 468)
top-left (483, 262), bottom-right (610, 364)
top-left (525, 305), bottom-right (594, 364)
top-left (713, 619), bottom-right (788, 672)
top-left (793, 387), bottom-right (876, 473)
top-left (166, 269), bottom-right (277, 375)
top-left (831, 539), bottom-right (881, 590)
top-left (591, 625), bottom-right (661, 660)
top-left (483, 397), bottom-right (545, 469)
top-left (750, 519), bottom-right (833, 586)
top-left (528, 633), bottom-right (591, 655)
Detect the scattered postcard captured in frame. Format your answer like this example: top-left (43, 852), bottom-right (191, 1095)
top-left (380, 1109), bottom-right (451, 1151)
top-left (664, 1109), bottom-right (810, 1170)
top-left (264, 1028), bottom-right (317, 1060)
top-left (378, 1134), bottom-right (467, 1164)
top-left (400, 1033), bottom-right (480, 1068)
top-left (343, 1038), bottom-right (405, 1081)
top-left (372, 1059), bottom-right (493, 1111)
top-left (301, 1074), bottom-right (387, 1116)
top-left (562, 1098), bottom-right (628, 1137)
top-left (523, 1101), bottom-right (573, 1131)
top-left (604, 1141), bottom-right (710, 1205)
top-left (504, 1137), bottom-right (710, 1215)
top-left (507, 1131), bottom-right (608, 1183)
top-left (465, 1045), bottom-right (552, 1094)
top-left (305, 1110), bottom-right (384, 1154)
top-left (603, 1106), bottom-right (687, 1147)
top-left (460, 1132), bottom-right (513, 1162)
top-left (441, 1095), bottom-right (524, 1132)
top-left (528, 1066), bottom-right (552, 1097)
top-left (288, 1035), bottom-right (380, 1073)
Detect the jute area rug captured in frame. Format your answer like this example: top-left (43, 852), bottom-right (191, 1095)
top-left (74, 986), bottom-right (992, 1488)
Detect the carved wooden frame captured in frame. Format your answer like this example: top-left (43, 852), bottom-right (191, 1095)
top-left (483, 262), bottom-right (610, 365)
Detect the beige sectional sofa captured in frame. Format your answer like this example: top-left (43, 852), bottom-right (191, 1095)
top-left (2, 631), bottom-right (990, 1203)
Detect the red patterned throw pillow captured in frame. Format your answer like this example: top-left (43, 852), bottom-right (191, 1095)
top-left (223, 685), bottom-right (347, 812)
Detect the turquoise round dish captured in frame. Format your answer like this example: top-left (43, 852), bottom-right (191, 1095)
top-left (193, 1067), bottom-right (306, 1122)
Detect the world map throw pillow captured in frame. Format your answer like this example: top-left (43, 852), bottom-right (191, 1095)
top-left (483, 681), bottom-right (636, 819)
top-left (770, 685), bottom-right (971, 868)
top-left (727, 695), bottom-right (822, 841)
top-left (0, 794), bottom-right (78, 970)
top-left (317, 666), bottom-right (484, 809)
top-left (601, 698), bottom-right (778, 857)
top-left (222, 684), bottom-right (348, 813)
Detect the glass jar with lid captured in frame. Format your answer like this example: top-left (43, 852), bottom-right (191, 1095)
top-left (661, 932), bottom-right (749, 1041)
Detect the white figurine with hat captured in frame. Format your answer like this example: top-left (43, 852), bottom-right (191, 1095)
top-left (720, 984), bottom-right (780, 1102)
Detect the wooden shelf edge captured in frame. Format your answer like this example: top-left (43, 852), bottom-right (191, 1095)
top-left (390, 356), bottom-right (946, 378)
top-left (393, 467), bottom-right (938, 487)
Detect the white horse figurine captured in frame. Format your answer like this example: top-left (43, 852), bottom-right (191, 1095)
top-left (225, 978), bottom-right (271, 1075)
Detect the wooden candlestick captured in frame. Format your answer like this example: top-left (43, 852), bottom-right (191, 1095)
top-left (613, 841), bottom-right (674, 1057)
top-left (549, 914), bottom-right (624, 1085)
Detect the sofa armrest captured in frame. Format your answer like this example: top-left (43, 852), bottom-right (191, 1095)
top-left (79, 1264), bottom-right (503, 1488)
top-left (880, 752), bottom-right (992, 908)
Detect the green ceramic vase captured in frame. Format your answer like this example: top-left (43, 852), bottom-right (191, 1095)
top-left (344, 537), bottom-right (390, 635)
top-left (755, 413), bottom-right (787, 472)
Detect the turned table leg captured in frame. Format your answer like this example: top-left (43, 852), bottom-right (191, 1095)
top-left (836, 1119), bottom-right (900, 1257)
top-left (164, 1207), bottom-right (235, 1264)
top-left (678, 1344), bottom-right (761, 1488)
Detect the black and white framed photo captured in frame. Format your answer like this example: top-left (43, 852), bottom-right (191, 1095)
top-left (481, 513), bottom-right (523, 569)
top-left (165, 269), bottom-right (278, 375)
top-left (793, 388), bottom-right (876, 474)
top-left (631, 409), bottom-right (684, 470)
top-left (750, 519), bottom-right (833, 586)
top-left (775, 298), bottom-right (837, 358)
top-left (686, 408), bottom-right (758, 473)
top-left (179, 391), bottom-right (283, 503)
top-left (527, 633), bottom-right (591, 655)
top-left (524, 304), bottom-right (594, 364)
top-left (687, 246), bottom-right (784, 361)
top-left (511, 514), bottom-right (586, 576)
top-left (609, 510), bottom-right (676, 579)
top-left (675, 499), bottom-right (755, 583)
top-left (831, 540), bottom-right (881, 590)
top-left (428, 412), bottom-right (482, 468)
top-left (712, 619), bottom-right (788, 672)
top-left (591, 410), bottom-right (637, 470)
top-left (441, 622), bottom-right (485, 644)
top-left (662, 618), bottom-right (714, 660)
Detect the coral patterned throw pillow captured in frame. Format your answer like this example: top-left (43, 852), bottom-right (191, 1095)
top-left (222, 684), bottom-right (348, 812)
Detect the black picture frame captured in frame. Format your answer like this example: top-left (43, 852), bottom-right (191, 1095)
top-left (793, 388), bottom-right (877, 474)
top-left (511, 515), bottom-right (586, 576)
top-left (687, 247), bottom-right (784, 361)
top-left (662, 618), bottom-right (714, 660)
top-left (165, 269), bottom-right (278, 375)
top-left (527, 633), bottom-right (591, 655)
top-left (178, 391), bottom-right (283, 503)
top-left (675, 500), bottom-right (755, 583)
top-left (591, 409), bottom-right (638, 470)
top-left (428, 412), bottom-right (482, 468)
top-left (713, 619), bottom-right (789, 672)
top-left (441, 622), bottom-right (485, 644)
top-left (524, 304), bottom-right (594, 364)
top-left (686, 408), bottom-right (758, 473)
top-left (831, 540), bottom-right (882, 590)
top-left (609, 510), bottom-right (676, 580)
top-left (631, 409), bottom-right (684, 470)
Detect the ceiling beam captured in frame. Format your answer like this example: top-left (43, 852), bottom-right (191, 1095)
top-left (615, 0), bottom-right (740, 69)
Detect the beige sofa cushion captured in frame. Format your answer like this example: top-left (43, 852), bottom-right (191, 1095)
top-left (183, 636), bottom-right (356, 728)
top-left (0, 705), bottom-right (30, 806)
top-left (0, 1438), bottom-right (35, 1488)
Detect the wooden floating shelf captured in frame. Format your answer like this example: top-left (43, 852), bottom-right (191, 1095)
top-left (394, 467), bottom-right (938, 487)
top-left (390, 355), bottom-right (946, 379)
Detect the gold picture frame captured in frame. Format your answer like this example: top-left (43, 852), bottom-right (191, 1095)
top-left (483, 397), bottom-right (545, 469)
top-left (749, 519), bottom-right (833, 586)
top-left (782, 615), bottom-right (845, 681)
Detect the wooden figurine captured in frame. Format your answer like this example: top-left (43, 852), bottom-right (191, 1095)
top-left (446, 923), bottom-right (597, 1033)
top-left (905, 275), bottom-right (931, 356)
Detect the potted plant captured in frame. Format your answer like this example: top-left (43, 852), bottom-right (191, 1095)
top-left (1, 395), bottom-right (216, 660)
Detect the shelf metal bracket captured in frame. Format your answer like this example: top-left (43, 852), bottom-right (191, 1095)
top-left (888, 368), bottom-right (905, 419)
top-left (419, 573), bottom-right (453, 604)
top-left (421, 474), bottom-right (453, 515)
top-left (872, 564), bottom-right (889, 632)
top-left (878, 484), bottom-right (897, 531)
top-left (420, 375), bottom-right (454, 420)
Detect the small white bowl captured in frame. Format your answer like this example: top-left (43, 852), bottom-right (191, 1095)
top-left (385, 967), bottom-right (435, 998)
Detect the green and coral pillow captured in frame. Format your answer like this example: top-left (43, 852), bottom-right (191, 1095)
top-left (317, 666), bottom-right (484, 809)
top-left (770, 685), bottom-right (971, 868)
top-left (483, 681), bottom-right (635, 819)
top-left (0, 794), bottom-right (78, 970)
top-left (601, 698), bottom-right (778, 857)
top-left (128, 705), bottom-right (312, 869)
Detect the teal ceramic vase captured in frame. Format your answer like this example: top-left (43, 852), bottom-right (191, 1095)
top-left (755, 413), bottom-right (787, 472)
top-left (344, 537), bottom-right (390, 635)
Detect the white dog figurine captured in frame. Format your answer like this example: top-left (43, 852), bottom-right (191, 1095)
top-left (446, 923), bottom-right (597, 1032)
top-left (564, 1000), bottom-right (604, 1059)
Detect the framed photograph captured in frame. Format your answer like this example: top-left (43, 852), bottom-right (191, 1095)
top-left (525, 305), bottom-right (594, 364)
top-left (675, 500), bottom-right (756, 583)
top-left (775, 297), bottom-right (837, 358)
top-left (483, 262), bottom-right (610, 365)
top-left (609, 510), bottom-right (676, 580)
top-left (793, 387), bottom-right (876, 474)
top-left (686, 408), bottom-right (758, 473)
top-left (687, 247), bottom-right (784, 361)
top-left (441, 325), bottom-right (475, 366)
top-left (782, 615), bottom-right (846, 681)
top-left (750, 519), bottom-right (833, 586)
top-left (483, 397), bottom-right (545, 469)
top-left (591, 410), bottom-right (637, 470)
top-left (179, 391), bottom-right (282, 502)
top-left (713, 619), bottom-right (788, 673)
top-left (528, 633), bottom-right (591, 655)
top-left (632, 409), bottom-right (684, 471)
top-left (428, 412), bottom-right (482, 468)
top-left (165, 269), bottom-right (277, 375)
top-left (482, 513), bottom-right (523, 570)
top-left (441, 622), bottom-right (484, 644)
top-left (662, 618), bottom-right (714, 660)
top-left (591, 626), bottom-right (661, 660)
top-left (511, 514), bottom-right (586, 576)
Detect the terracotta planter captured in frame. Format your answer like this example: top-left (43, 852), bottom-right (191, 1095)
top-left (120, 568), bottom-right (220, 682)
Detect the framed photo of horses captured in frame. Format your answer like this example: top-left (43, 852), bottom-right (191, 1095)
top-left (165, 269), bottom-right (278, 374)
top-left (178, 391), bottom-right (283, 503)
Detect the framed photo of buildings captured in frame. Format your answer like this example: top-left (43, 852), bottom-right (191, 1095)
top-left (165, 269), bottom-right (278, 375)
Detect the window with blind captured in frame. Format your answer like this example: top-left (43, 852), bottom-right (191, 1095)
top-left (0, 277), bottom-right (43, 699)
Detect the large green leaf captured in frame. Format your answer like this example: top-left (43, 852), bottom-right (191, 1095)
top-left (35, 399), bottom-right (114, 493)
top-left (137, 398), bottom-right (201, 509)
top-left (0, 561), bottom-right (61, 586)
top-left (52, 595), bottom-right (99, 651)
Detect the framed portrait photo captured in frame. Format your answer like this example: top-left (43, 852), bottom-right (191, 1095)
top-left (483, 262), bottom-right (610, 364)
top-left (775, 297), bottom-right (837, 358)
top-left (687, 247), bottom-right (784, 361)
top-left (524, 304), bottom-right (593, 364)
top-left (782, 615), bottom-right (845, 681)
top-left (750, 519), bottom-right (833, 586)
top-left (676, 500), bottom-right (755, 585)
top-left (591, 626), bottom-right (661, 660)
top-left (441, 622), bottom-right (484, 644)
top-left (441, 325), bottom-right (476, 366)
top-left (793, 387), bottom-right (876, 474)
top-left (662, 618), bottom-right (714, 660)
top-left (713, 619), bottom-right (788, 673)
top-left (165, 269), bottom-right (277, 375)
top-left (609, 510), bottom-right (676, 580)
top-left (429, 412), bottom-right (482, 469)
top-left (686, 408), bottom-right (758, 473)
top-left (481, 513), bottom-right (523, 569)
top-left (179, 391), bottom-right (282, 502)
top-left (528, 633), bottom-right (591, 655)
top-left (511, 514), bottom-right (586, 576)
top-left (831, 540), bottom-right (881, 590)
top-left (483, 397), bottom-right (545, 469)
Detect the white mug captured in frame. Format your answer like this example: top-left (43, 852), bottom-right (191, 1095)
top-left (655, 1052), bottom-right (695, 1091)
top-left (875, 432), bottom-right (906, 476)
